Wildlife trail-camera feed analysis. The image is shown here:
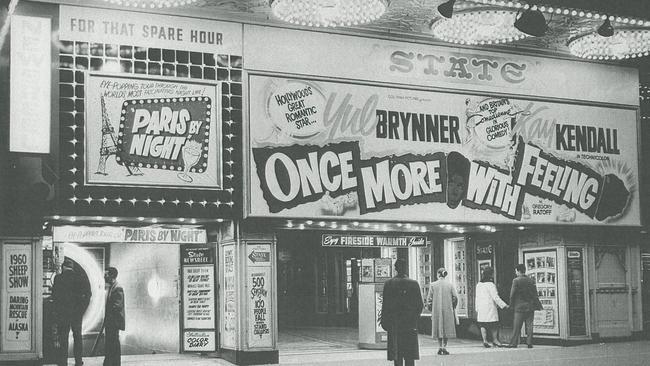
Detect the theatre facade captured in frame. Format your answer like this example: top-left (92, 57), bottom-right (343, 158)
top-left (0, 1), bottom-right (645, 365)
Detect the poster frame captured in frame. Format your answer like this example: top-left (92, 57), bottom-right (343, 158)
top-left (179, 244), bottom-right (217, 353)
top-left (566, 246), bottom-right (589, 337)
top-left (220, 243), bottom-right (239, 350)
top-left (244, 71), bottom-right (641, 227)
top-left (0, 238), bottom-right (42, 361)
top-left (444, 237), bottom-right (468, 318)
top-left (245, 242), bottom-right (274, 350)
top-left (521, 248), bottom-right (561, 337)
top-left (83, 72), bottom-right (223, 191)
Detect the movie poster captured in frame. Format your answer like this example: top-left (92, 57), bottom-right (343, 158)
top-left (524, 250), bottom-right (559, 335)
top-left (248, 76), bottom-right (640, 226)
top-left (222, 245), bottom-right (237, 349)
top-left (453, 241), bottom-right (468, 317)
top-left (85, 73), bottom-right (221, 189)
top-left (248, 267), bottom-right (272, 348)
top-left (2, 244), bottom-right (32, 351)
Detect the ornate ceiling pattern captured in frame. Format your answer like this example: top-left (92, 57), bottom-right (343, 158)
top-left (173, 0), bottom-right (650, 54)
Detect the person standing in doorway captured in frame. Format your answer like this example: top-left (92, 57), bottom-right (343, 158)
top-left (103, 267), bottom-right (125, 366)
top-left (52, 257), bottom-right (91, 366)
top-left (475, 266), bottom-right (509, 348)
top-left (381, 258), bottom-right (424, 366)
top-left (508, 264), bottom-right (541, 348)
top-left (427, 268), bottom-right (458, 355)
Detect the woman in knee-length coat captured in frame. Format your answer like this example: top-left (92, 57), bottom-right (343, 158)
top-left (426, 267), bottom-right (458, 355)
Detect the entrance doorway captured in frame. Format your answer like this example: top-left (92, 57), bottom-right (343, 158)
top-left (43, 242), bottom-right (181, 363)
top-left (641, 250), bottom-right (650, 334)
top-left (593, 246), bottom-right (631, 338)
top-left (276, 230), bottom-right (381, 328)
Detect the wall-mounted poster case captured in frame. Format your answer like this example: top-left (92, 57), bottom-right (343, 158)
top-left (523, 249), bottom-right (559, 336)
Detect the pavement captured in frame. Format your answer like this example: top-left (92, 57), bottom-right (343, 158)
top-left (56, 340), bottom-right (650, 366)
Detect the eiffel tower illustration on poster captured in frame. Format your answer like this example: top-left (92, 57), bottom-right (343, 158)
top-left (95, 96), bottom-right (142, 176)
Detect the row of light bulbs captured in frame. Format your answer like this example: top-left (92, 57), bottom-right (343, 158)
top-left (103, 0), bottom-right (199, 8)
top-left (435, 0), bottom-right (650, 60)
top-left (50, 215), bottom-right (227, 224)
top-left (285, 220), bottom-right (528, 233)
top-left (472, 0), bottom-right (649, 26)
top-left (102, 0), bottom-right (650, 60)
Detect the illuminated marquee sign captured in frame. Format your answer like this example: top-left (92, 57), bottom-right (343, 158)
top-left (249, 76), bottom-right (640, 226)
top-left (85, 73), bottom-right (221, 190)
top-left (117, 97), bottom-right (212, 177)
top-left (322, 234), bottom-right (426, 247)
top-left (53, 226), bottom-right (207, 244)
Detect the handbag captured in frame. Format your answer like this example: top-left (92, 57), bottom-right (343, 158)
top-left (533, 296), bottom-right (544, 311)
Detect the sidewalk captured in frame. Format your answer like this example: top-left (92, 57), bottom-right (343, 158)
top-left (61, 337), bottom-right (557, 366)
top-left (64, 340), bottom-right (650, 366)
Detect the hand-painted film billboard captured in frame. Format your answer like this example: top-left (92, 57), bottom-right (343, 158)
top-left (85, 73), bottom-right (221, 189)
top-left (248, 76), bottom-right (640, 226)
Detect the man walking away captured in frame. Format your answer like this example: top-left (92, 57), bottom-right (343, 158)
top-left (103, 267), bottom-right (125, 366)
top-left (508, 264), bottom-right (541, 348)
top-left (52, 258), bottom-right (91, 366)
top-left (381, 259), bottom-right (424, 366)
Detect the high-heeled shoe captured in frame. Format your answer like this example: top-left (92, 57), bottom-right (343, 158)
top-left (483, 342), bottom-right (491, 348)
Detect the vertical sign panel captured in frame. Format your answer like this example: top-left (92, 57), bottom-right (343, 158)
top-left (181, 245), bottom-right (216, 352)
top-left (247, 244), bottom-right (272, 348)
top-left (221, 245), bottom-right (237, 348)
top-left (476, 242), bottom-right (494, 282)
top-left (454, 241), bottom-right (468, 317)
top-left (10, 15), bottom-right (51, 153)
top-left (524, 249), bottom-right (559, 335)
top-left (2, 244), bottom-right (33, 351)
top-left (567, 248), bottom-right (587, 336)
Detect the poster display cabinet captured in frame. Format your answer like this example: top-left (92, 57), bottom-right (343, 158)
top-left (358, 258), bottom-right (392, 349)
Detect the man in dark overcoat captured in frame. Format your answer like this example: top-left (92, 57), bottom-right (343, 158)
top-left (381, 259), bottom-right (424, 366)
top-left (508, 263), bottom-right (541, 348)
top-left (53, 258), bottom-right (91, 366)
top-left (103, 267), bottom-right (125, 366)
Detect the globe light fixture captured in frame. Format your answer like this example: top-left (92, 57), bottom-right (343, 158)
top-left (103, 0), bottom-right (198, 8)
top-left (568, 29), bottom-right (650, 60)
top-left (269, 0), bottom-right (390, 28)
top-left (431, 9), bottom-right (528, 45)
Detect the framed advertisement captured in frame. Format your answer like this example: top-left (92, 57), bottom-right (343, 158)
top-left (180, 245), bottom-right (216, 352)
top-left (2, 243), bottom-right (33, 352)
top-left (221, 244), bottom-right (238, 349)
top-left (84, 73), bottom-right (222, 190)
top-left (445, 238), bottom-right (467, 318)
top-left (476, 242), bottom-right (494, 282)
top-left (523, 249), bottom-right (559, 336)
top-left (567, 248), bottom-right (587, 336)
top-left (248, 75), bottom-right (640, 226)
